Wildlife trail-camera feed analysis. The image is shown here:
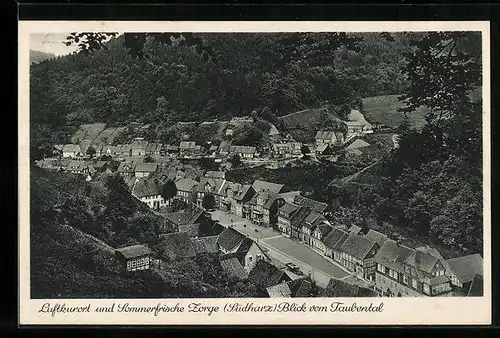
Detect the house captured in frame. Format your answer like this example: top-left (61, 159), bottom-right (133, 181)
top-left (220, 256), bottom-right (248, 280)
top-left (62, 144), bottom-right (82, 158)
top-left (195, 177), bottom-right (225, 208)
top-left (115, 244), bottom-right (153, 272)
top-left (300, 210), bottom-right (329, 245)
top-left (345, 138), bottom-right (371, 156)
top-left (272, 142), bottom-right (302, 158)
top-left (175, 178), bottom-right (199, 203)
top-left (374, 241), bottom-right (453, 297)
top-left (322, 278), bottom-right (379, 297)
top-left (445, 254), bottom-right (483, 292)
top-left (166, 144), bottom-right (179, 155)
top-left (338, 234), bottom-right (380, 280)
top-left (53, 144), bottom-right (64, 156)
top-left (230, 184), bottom-right (255, 218)
top-left (130, 137), bottom-right (148, 156)
top-left (364, 229), bottom-right (389, 247)
top-left (266, 276), bottom-right (314, 298)
top-left (248, 190), bottom-right (285, 227)
top-left (252, 180), bottom-right (284, 194)
top-left (134, 162), bottom-right (158, 178)
top-left (66, 160), bottom-right (89, 174)
top-left (315, 131), bottom-right (341, 147)
top-left (131, 178), bottom-right (166, 209)
top-left (225, 127), bottom-right (234, 137)
top-left (310, 222), bottom-right (333, 254)
top-left (315, 143), bottom-right (333, 156)
top-left (345, 110), bottom-right (374, 135)
top-left (294, 195), bottom-right (328, 214)
top-left (145, 142), bottom-right (163, 156)
top-left (93, 161), bottom-right (108, 173)
top-left (192, 235), bottom-right (219, 255)
top-left (218, 140), bottom-right (232, 156)
top-left (215, 180), bottom-right (239, 212)
top-left (229, 145), bottom-right (257, 159)
top-left (164, 206), bottom-right (204, 237)
top-left (117, 144), bottom-right (132, 158)
top-left (216, 227), bottom-right (269, 273)
top-left (35, 158), bottom-right (61, 171)
top-left (117, 161), bottom-right (137, 177)
top-left (156, 232), bottom-right (196, 261)
top-left (179, 141), bottom-right (198, 157)
top-left (248, 260), bottom-right (292, 292)
top-left (323, 228), bottom-right (350, 261)
top-left (277, 202), bottom-right (301, 237)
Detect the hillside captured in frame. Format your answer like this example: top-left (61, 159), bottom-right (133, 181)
top-left (30, 50), bottom-right (56, 64)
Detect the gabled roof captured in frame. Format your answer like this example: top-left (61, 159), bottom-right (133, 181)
top-left (248, 260), bottom-right (289, 289)
top-left (289, 278), bottom-right (313, 297)
top-left (135, 162), bottom-right (158, 173)
top-left (405, 250), bottom-right (439, 274)
top-left (165, 207), bottom-right (204, 227)
top-left (314, 223), bottom-right (333, 238)
top-left (446, 254), bottom-right (483, 284)
top-left (93, 161), bottom-right (108, 168)
top-left (365, 229), bottom-right (389, 246)
top-left (68, 160), bottom-right (86, 170)
top-left (252, 180), bottom-right (284, 194)
top-left (233, 184), bottom-right (254, 202)
top-left (467, 274), bottom-right (484, 297)
top-left (192, 235), bottom-right (219, 254)
top-left (349, 224), bottom-right (362, 234)
top-left (315, 130), bottom-right (337, 140)
top-left (322, 278), bottom-right (378, 297)
top-left (219, 140), bottom-right (232, 152)
top-left (374, 239), bottom-right (415, 271)
top-left (175, 178), bottom-right (199, 192)
top-left (115, 244), bottom-right (152, 259)
top-left (157, 232), bottom-right (196, 261)
top-left (290, 207), bottom-right (313, 228)
top-left (293, 196), bottom-right (328, 214)
top-left (323, 228), bottom-right (349, 250)
top-left (316, 144), bottom-right (330, 153)
top-left (178, 224), bottom-right (200, 237)
top-left (117, 161), bottom-right (136, 173)
top-left (196, 177), bottom-right (225, 193)
top-left (346, 139), bottom-right (371, 150)
top-left (179, 141), bottom-right (196, 149)
top-left (266, 282), bottom-right (292, 298)
top-left (132, 178), bottom-right (160, 198)
top-left (220, 257), bottom-right (248, 280)
top-left (340, 234), bottom-right (377, 260)
top-left (279, 202), bottom-right (301, 215)
top-left (279, 191), bottom-right (302, 203)
top-left (217, 227), bottom-right (247, 252)
top-left (62, 144), bottom-right (81, 153)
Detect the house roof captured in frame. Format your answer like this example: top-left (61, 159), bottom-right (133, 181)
top-left (346, 139), bottom-right (371, 150)
top-left (322, 278), bottom-right (378, 297)
top-left (248, 260), bottom-right (288, 289)
top-left (68, 160), bottom-right (86, 170)
top-left (279, 191), bottom-right (302, 203)
top-left (233, 184), bottom-right (254, 202)
top-left (220, 257), bottom-right (248, 280)
top-left (252, 180), bottom-right (284, 193)
top-left (217, 227), bottom-right (247, 252)
top-left (467, 274), bottom-right (484, 297)
top-left (196, 177), bottom-right (225, 193)
top-left (365, 229), bottom-right (389, 246)
top-left (405, 250), bottom-right (439, 274)
top-left (315, 130), bottom-right (337, 140)
top-left (192, 235), bottom-right (219, 254)
top-left (446, 254), bottom-right (483, 284)
top-left (316, 144), bottom-right (329, 153)
top-left (290, 207), bottom-right (313, 228)
top-left (229, 145), bottom-right (256, 154)
top-left (175, 178), bottom-right (199, 192)
top-left (62, 144), bottom-right (81, 153)
top-left (157, 232), bottom-right (196, 261)
top-left (349, 224), bottom-right (362, 234)
top-left (178, 224), bottom-right (200, 237)
top-left (280, 202), bottom-right (301, 215)
top-left (165, 207), bottom-right (204, 227)
top-left (323, 228), bottom-right (349, 250)
top-left (374, 239), bottom-right (415, 271)
top-left (293, 196), bottom-right (328, 214)
top-left (266, 282), bottom-right (292, 298)
top-left (289, 278), bottom-right (313, 297)
top-left (340, 234), bottom-right (377, 260)
top-left (179, 141), bottom-right (196, 149)
top-left (205, 171), bottom-right (226, 179)
top-left (117, 161), bottom-right (136, 173)
top-left (135, 162), bottom-right (158, 173)
top-left (115, 244), bottom-right (152, 259)
top-left (146, 142), bottom-right (163, 152)
top-left (132, 178), bottom-right (160, 198)
top-left (93, 161), bottom-right (107, 168)
top-left (314, 223), bottom-right (333, 238)
top-left (219, 140), bottom-right (232, 152)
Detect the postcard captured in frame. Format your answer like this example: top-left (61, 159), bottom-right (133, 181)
top-left (19, 20), bottom-right (491, 325)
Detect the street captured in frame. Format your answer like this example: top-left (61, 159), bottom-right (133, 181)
top-left (210, 210), bottom-right (352, 287)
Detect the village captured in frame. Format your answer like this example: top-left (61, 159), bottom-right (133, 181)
top-left (34, 110), bottom-right (483, 298)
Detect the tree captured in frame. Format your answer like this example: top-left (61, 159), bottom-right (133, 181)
top-left (86, 145), bottom-right (96, 157)
top-left (199, 157), bottom-right (217, 171)
top-left (229, 154), bottom-right (242, 168)
top-left (144, 155), bottom-right (155, 163)
top-left (301, 145), bottom-right (310, 158)
top-left (161, 180), bottom-right (177, 201)
top-left (202, 193), bottom-right (216, 211)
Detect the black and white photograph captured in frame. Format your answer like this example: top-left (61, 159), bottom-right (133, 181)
top-left (19, 21), bottom-right (491, 325)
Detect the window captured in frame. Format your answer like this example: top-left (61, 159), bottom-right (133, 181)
top-left (423, 284), bottom-right (430, 294)
top-left (389, 269), bottom-right (398, 279)
top-left (377, 264), bottom-right (386, 273)
top-left (411, 279), bottom-right (417, 289)
top-left (403, 275), bottom-right (409, 284)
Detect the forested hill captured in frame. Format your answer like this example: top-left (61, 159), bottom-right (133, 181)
top-left (30, 50), bottom-right (56, 64)
top-left (30, 33), bottom-right (413, 150)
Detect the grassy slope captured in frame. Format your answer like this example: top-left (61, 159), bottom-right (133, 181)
top-left (361, 95), bottom-right (429, 130)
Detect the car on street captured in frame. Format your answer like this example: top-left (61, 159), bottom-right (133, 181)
top-left (285, 262), bottom-right (303, 275)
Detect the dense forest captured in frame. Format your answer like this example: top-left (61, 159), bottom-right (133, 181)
top-left (30, 31), bottom-right (484, 270)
